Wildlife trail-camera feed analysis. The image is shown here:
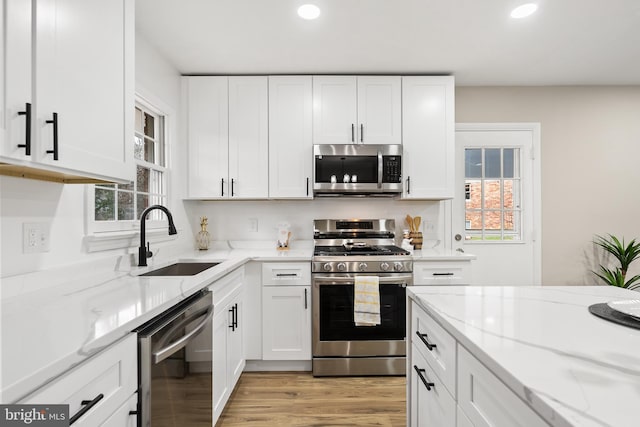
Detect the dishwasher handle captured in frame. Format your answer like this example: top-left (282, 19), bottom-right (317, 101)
top-left (152, 305), bottom-right (214, 364)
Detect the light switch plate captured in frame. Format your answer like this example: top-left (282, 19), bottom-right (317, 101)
top-left (23, 222), bottom-right (51, 253)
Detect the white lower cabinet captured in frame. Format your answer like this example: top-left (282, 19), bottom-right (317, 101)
top-left (261, 262), bottom-right (311, 361)
top-left (408, 300), bottom-right (549, 427)
top-left (211, 267), bottom-right (245, 424)
top-left (101, 393), bottom-right (138, 427)
top-left (20, 334), bottom-right (137, 426)
top-left (410, 343), bottom-right (456, 427)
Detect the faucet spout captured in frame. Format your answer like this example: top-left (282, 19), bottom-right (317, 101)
top-left (138, 205), bottom-right (177, 267)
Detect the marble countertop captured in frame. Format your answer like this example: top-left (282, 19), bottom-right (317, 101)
top-left (408, 286), bottom-right (640, 427)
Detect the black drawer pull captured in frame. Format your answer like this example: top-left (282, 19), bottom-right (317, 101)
top-left (276, 273), bottom-right (298, 277)
top-left (70, 393), bottom-right (104, 425)
top-left (413, 365), bottom-right (435, 391)
top-left (228, 305), bottom-right (235, 331)
top-left (416, 330), bottom-right (437, 351)
top-left (17, 102), bottom-right (31, 155)
top-left (432, 272), bottom-right (454, 276)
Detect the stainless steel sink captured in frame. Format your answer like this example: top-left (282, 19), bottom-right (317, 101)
top-left (139, 262), bottom-right (220, 277)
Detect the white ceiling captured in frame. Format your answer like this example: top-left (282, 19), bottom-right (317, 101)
top-left (135, 0), bottom-right (640, 85)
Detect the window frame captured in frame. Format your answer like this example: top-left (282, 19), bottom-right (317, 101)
top-left (85, 93), bottom-right (173, 249)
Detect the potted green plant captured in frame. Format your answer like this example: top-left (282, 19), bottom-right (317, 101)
top-left (593, 234), bottom-right (640, 289)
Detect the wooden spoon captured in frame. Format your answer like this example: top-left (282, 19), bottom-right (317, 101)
top-left (414, 216), bottom-right (421, 232)
top-left (406, 215), bottom-right (414, 232)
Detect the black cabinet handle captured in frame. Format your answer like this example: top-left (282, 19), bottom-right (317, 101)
top-left (45, 112), bottom-right (59, 160)
top-left (221, 178), bottom-right (225, 197)
top-left (231, 178), bottom-right (235, 197)
top-left (228, 305), bottom-right (235, 331)
top-left (360, 124), bottom-right (363, 142)
top-left (276, 273), bottom-right (298, 277)
top-left (306, 177), bottom-right (309, 196)
top-left (433, 273), bottom-right (454, 276)
top-left (304, 288), bottom-right (308, 309)
top-left (416, 330), bottom-right (437, 351)
top-left (69, 393), bottom-right (104, 425)
top-left (17, 102), bottom-right (31, 155)
top-left (406, 176), bottom-right (410, 194)
top-left (413, 365), bottom-right (435, 391)
top-left (351, 124), bottom-right (355, 142)
top-left (233, 303), bottom-right (238, 329)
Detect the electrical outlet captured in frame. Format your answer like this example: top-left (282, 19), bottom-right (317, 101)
top-left (23, 222), bottom-right (51, 253)
top-left (248, 218), bottom-right (258, 233)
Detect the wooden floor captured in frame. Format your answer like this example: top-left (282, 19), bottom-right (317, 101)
top-left (217, 372), bottom-right (407, 427)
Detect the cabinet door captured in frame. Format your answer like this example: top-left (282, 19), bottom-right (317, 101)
top-left (100, 393), bottom-right (137, 427)
top-left (262, 286), bottom-right (311, 360)
top-left (228, 76), bottom-right (268, 198)
top-left (410, 344), bottom-right (456, 427)
top-left (2, 0), bottom-right (32, 161)
top-left (34, 0), bottom-right (134, 182)
top-left (212, 308), bottom-right (230, 424)
top-left (268, 76), bottom-right (313, 198)
top-left (313, 76), bottom-right (357, 144)
top-left (227, 294), bottom-right (245, 386)
top-left (186, 76), bottom-right (229, 198)
top-left (356, 76), bottom-right (402, 144)
top-left (402, 76), bottom-right (455, 199)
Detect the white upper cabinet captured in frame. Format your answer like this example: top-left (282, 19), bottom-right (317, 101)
top-left (402, 76), bottom-right (455, 199)
top-left (228, 76), bottom-right (269, 198)
top-left (313, 76), bottom-right (401, 145)
top-left (185, 76), bottom-right (229, 198)
top-left (268, 76), bottom-right (313, 198)
top-left (1, 0), bottom-right (134, 183)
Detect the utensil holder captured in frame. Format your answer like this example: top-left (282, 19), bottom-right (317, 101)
top-left (409, 232), bottom-right (423, 250)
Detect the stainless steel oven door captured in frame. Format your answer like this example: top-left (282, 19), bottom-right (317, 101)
top-left (312, 273), bottom-right (411, 358)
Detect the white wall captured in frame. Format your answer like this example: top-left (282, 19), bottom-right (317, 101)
top-left (0, 33), bottom-right (187, 278)
top-left (456, 86), bottom-right (640, 285)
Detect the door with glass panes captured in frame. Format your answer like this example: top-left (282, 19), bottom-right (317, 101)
top-left (453, 124), bottom-right (541, 285)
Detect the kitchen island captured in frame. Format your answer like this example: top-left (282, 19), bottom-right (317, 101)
top-left (407, 286), bottom-right (640, 427)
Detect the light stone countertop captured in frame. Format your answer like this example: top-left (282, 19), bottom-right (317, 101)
top-left (0, 240), bottom-right (473, 403)
top-left (408, 286), bottom-right (640, 427)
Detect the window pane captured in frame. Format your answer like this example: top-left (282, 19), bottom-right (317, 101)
top-left (503, 149), bottom-right (514, 178)
top-left (504, 211), bottom-right (522, 241)
top-left (503, 210), bottom-right (516, 232)
top-left (137, 166), bottom-right (150, 193)
top-left (483, 180), bottom-right (501, 209)
top-left (95, 188), bottom-right (115, 221)
top-left (117, 191), bottom-right (134, 220)
top-left (465, 179), bottom-right (481, 206)
top-left (485, 210), bottom-right (501, 231)
top-left (503, 179), bottom-right (518, 208)
top-left (485, 149), bottom-right (501, 178)
top-left (144, 137), bottom-right (155, 163)
top-left (150, 170), bottom-right (163, 195)
top-left (135, 107), bottom-right (143, 133)
top-left (137, 194), bottom-right (149, 220)
top-left (144, 113), bottom-right (155, 138)
top-left (119, 181), bottom-right (134, 192)
top-left (466, 210), bottom-right (482, 231)
top-left (134, 135), bottom-right (144, 160)
top-left (465, 149), bottom-right (482, 178)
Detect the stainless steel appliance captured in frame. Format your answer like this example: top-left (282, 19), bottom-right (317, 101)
top-left (312, 219), bottom-right (412, 376)
top-left (136, 289), bottom-right (214, 427)
top-left (313, 144), bottom-right (402, 196)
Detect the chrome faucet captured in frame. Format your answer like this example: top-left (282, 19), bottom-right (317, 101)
top-left (138, 205), bottom-right (177, 267)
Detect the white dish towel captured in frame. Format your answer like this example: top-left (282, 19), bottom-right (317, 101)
top-left (354, 276), bottom-right (381, 326)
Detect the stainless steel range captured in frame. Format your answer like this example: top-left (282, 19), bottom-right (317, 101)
top-left (312, 219), bottom-right (413, 376)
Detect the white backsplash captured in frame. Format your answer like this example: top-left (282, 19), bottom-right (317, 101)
top-left (184, 198), bottom-right (448, 248)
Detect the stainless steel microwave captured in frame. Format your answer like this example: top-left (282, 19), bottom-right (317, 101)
top-left (313, 144), bottom-right (402, 196)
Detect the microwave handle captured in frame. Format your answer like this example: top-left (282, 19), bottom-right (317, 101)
top-left (377, 150), bottom-right (383, 189)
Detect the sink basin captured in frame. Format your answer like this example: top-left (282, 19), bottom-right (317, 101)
top-left (140, 262), bottom-right (220, 277)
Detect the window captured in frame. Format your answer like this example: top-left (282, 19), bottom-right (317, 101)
top-left (464, 147), bottom-right (522, 241)
top-left (93, 101), bottom-right (168, 232)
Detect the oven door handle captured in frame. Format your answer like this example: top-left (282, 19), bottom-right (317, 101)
top-left (313, 275), bottom-right (412, 285)
top-left (152, 305), bottom-right (214, 364)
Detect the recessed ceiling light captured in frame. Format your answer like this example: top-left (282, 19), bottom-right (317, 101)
top-left (298, 4), bottom-right (321, 20)
top-left (510, 3), bottom-right (538, 19)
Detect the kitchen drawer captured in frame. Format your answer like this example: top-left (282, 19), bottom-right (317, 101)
top-left (457, 345), bottom-right (548, 427)
top-left (410, 343), bottom-right (456, 427)
top-left (211, 267), bottom-right (244, 306)
top-left (411, 301), bottom-right (456, 397)
top-left (262, 262), bottom-right (310, 286)
top-left (413, 261), bottom-right (471, 285)
top-left (20, 334), bottom-right (137, 426)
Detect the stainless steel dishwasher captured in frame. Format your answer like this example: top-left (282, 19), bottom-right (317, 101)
top-left (136, 289), bottom-right (214, 427)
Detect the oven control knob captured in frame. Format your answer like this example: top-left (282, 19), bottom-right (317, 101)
top-left (393, 262), bottom-right (404, 271)
top-left (337, 262), bottom-right (347, 271)
top-left (380, 262), bottom-right (390, 271)
top-left (358, 262), bottom-right (368, 271)
top-left (323, 263), bottom-right (332, 271)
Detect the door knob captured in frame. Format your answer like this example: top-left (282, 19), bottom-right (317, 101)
top-left (454, 234), bottom-right (462, 241)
